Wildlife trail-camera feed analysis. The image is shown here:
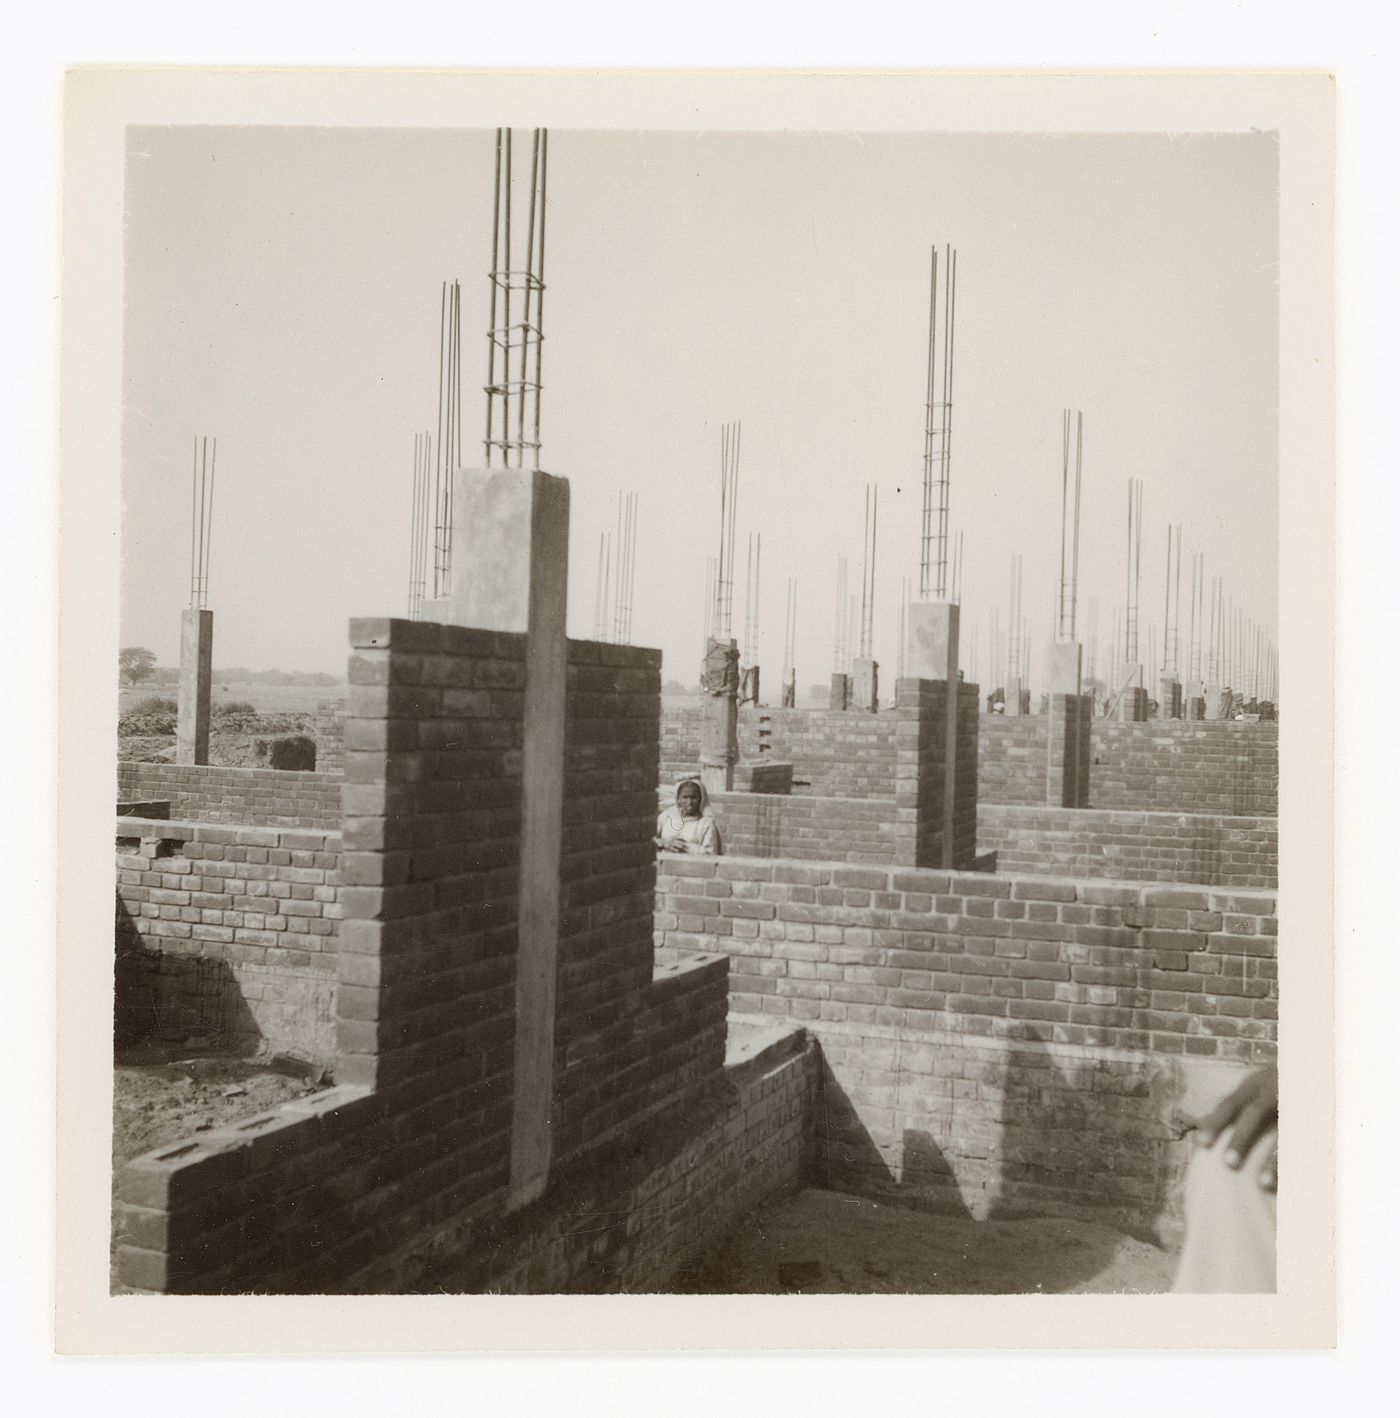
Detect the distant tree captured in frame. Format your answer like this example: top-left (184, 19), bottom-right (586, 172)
top-left (119, 646), bottom-right (157, 687)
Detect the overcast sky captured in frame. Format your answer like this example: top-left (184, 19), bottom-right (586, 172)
top-left (121, 126), bottom-right (1277, 688)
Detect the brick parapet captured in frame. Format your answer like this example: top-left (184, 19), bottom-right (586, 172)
top-left (116, 761), bottom-right (343, 830)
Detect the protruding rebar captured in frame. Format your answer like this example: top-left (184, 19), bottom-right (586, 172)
top-left (713, 422), bottom-right (741, 640)
top-left (919, 244), bottom-right (957, 601)
top-left (484, 127), bottom-right (548, 470)
top-left (188, 435), bottom-right (218, 609)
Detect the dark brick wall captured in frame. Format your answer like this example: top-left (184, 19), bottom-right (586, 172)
top-left (662, 703), bottom-right (901, 798)
top-left (656, 855), bottom-right (1276, 1240)
top-left (711, 792), bottom-right (901, 864)
top-left (978, 804), bottom-right (1278, 889)
top-left (116, 761), bottom-right (343, 830)
top-left (978, 716), bottom-right (1279, 815)
top-left (115, 820), bottom-right (340, 1060)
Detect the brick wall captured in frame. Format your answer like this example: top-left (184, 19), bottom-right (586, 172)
top-left (314, 699), bottom-right (345, 773)
top-left (978, 716), bottom-right (1279, 815)
top-left (655, 855), bottom-right (1276, 1241)
top-left (115, 819), bottom-right (341, 1061)
top-left (662, 703), bottom-right (901, 798)
top-left (712, 792), bottom-right (900, 864)
top-left (1091, 720), bottom-right (1279, 815)
top-left (114, 620), bottom-right (748, 1295)
top-left (978, 804), bottom-right (1278, 889)
top-left (408, 1028), bottom-right (818, 1292)
top-left (116, 761), bottom-right (343, 830)
top-left (977, 716), bottom-right (1045, 806)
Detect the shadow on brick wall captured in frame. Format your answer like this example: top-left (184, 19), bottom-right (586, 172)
top-left (114, 896), bottom-right (262, 1052)
top-left (985, 1030), bottom-right (1176, 1248)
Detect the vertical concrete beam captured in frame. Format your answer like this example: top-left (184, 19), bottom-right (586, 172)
top-left (445, 465), bottom-right (569, 1214)
top-left (906, 600), bottom-right (961, 868)
top-left (828, 672), bottom-right (850, 710)
top-left (176, 608), bottom-right (213, 765)
top-left (1046, 692), bottom-right (1092, 807)
top-left (1048, 641), bottom-right (1082, 696)
top-left (1157, 677), bottom-right (1183, 721)
top-left (701, 636), bottom-right (739, 796)
top-left (1004, 676), bottom-right (1027, 717)
top-left (1116, 662), bottom-right (1149, 722)
top-left (852, 657), bottom-right (879, 713)
top-left (781, 668), bottom-right (796, 708)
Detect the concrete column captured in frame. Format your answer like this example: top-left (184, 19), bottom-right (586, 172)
top-left (781, 668), bottom-right (796, 708)
top-left (1184, 679), bottom-right (1206, 720)
top-left (852, 657), bottom-right (879, 713)
top-left (829, 672), bottom-right (850, 710)
top-left (1046, 693), bottom-right (1092, 808)
top-left (1004, 676), bottom-right (1027, 717)
top-left (1049, 641), bottom-right (1082, 696)
top-left (1203, 685), bottom-right (1224, 720)
top-left (444, 465), bottom-right (569, 1214)
top-left (1116, 662), bottom-right (1149, 722)
top-left (701, 636), bottom-right (740, 796)
top-left (1157, 677), bottom-right (1183, 720)
top-left (176, 607), bottom-right (213, 766)
top-left (905, 600), bottom-right (962, 869)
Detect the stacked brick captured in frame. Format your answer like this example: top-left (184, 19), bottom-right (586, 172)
top-left (552, 640), bottom-right (727, 1165)
top-left (1090, 720), bottom-right (1279, 815)
top-left (892, 679), bottom-right (979, 870)
top-left (978, 804), bottom-right (1278, 889)
top-left (661, 704), bottom-right (900, 798)
top-left (978, 717), bottom-right (1278, 815)
top-left (656, 855), bottom-right (1276, 1237)
top-left (116, 762), bottom-right (343, 830)
top-left (114, 820), bottom-right (340, 1059)
top-left (313, 698), bottom-right (346, 773)
top-left (711, 792), bottom-right (903, 864)
top-left (1045, 693), bottom-right (1092, 807)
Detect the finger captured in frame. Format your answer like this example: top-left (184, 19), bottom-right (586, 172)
top-left (1258, 1137), bottom-right (1278, 1194)
top-left (1224, 1099), bottom-right (1273, 1168)
top-left (1196, 1083), bottom-right (1249, 1147)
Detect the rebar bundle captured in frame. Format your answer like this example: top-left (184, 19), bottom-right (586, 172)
top-left (919, 244), bottom-right (958, 601)
top-left (713, 421), bottom-right (741, 639)
top-left (1124, 478), bottom-right (1144, 663)
top-left (782, 579), bottom-right (797, 679)
top-left (484, 128), bottom-right (548, 471)
top-left (858, 486), bottom-right (878, 659)
top-left (188, 436), bottom-right (217, 608)
top-left (741, 532), bottom-right (762, 669)
top-left (832, 556), bottom-right (850, 674)
top-left (407, 430), bottom-right (433, 618)
top-left (612, 492), bottom-right (639, 645)
top-left (1056, 410), bottom-right (1084, 641)
top-left (432, 279), bottom-right (463, 599)
top-left (188, 435), bottom-right (217, 608)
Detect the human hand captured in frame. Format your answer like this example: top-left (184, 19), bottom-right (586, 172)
top-left (1195, 1064), bottom-right (1277, 1193)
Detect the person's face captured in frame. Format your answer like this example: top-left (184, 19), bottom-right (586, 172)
top-left (678, 785), bottom-right (701, 817)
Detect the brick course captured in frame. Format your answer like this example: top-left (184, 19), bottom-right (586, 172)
top-left (978, 716), bottom-right (1278, 815)
top-left (115, 819), bottom-right (341, 1060)
top-left (978, 804), bottom-right (1278, 889)
top-left (116, 761), bottom-right (343, 830)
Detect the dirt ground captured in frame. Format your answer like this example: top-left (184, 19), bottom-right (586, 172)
top-left (112, 1044), bottom-right (329, 1173)
top-left (674, 1187), bottom-right (1175, 1295)
top-left (111, 1043), bottom-right (332, 1276)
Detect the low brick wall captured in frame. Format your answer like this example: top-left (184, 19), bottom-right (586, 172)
top-left (116, 761), bottom-right (343, 830)
top-left (978, 716), bottom-right (1279, 815)
top-left (115, 817), bottom-right (341, 1061)
top-left (712, 792), bottom-right (900, 864)
top-left (978, 804), bottom-right (1278, 889)
top-left (662, 703), bottom-right (901, 798)
top-left (655, 855), bottom-right (1276, 1242)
